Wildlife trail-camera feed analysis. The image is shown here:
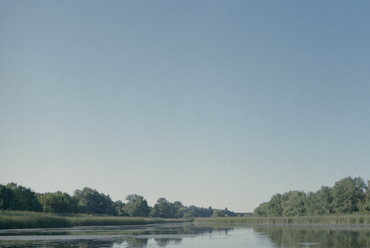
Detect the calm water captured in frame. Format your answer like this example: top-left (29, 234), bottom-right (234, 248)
top-left (1, 223), bottom-right (370, 247)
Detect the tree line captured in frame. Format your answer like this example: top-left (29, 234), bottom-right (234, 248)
top-left (0, 183), bottom-right (241, 218)
top-left (253, 176), bottom-right (370, 217)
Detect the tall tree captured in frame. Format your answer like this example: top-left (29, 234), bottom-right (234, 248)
top-left (0, 184), bottom-right (15, 210)
top-left (150, 198), bottom-right (172, 218)
top-left (6, 183), bottom-right (42, 211)
top-left (38, 191), bottom-right (79, 213)
top-left (304, 192), bottom-right (321, 215)
top-left (124, 194), bottom-right (150, 217)
top-left (315, 186), bottom-right (334, 214)
top-left (282, 191), bottom-right (306, 216)
top-left (253, 202), bottom-right (268, 217)
top-left (267, 194), bottom-right (284, 217)
top-left (331, 177), bottom-right (367, 213)
top-left (114, 200), bottom-right (128, 216)
top-left (74, 187), bottom-right (116, 215)
top-left (359, 180), bottom-right (370, 213)
top-left (171, 201), bottom-right (185, 218)
top-left (211, 209), bottom-right (225, 217)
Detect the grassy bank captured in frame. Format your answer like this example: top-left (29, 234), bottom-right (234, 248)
top-left (3, 211), bottom-right (369, 229)
top-left (194, 215), bottom-right (370, 225)
top-left (0, 211), bottom-right (189, 229)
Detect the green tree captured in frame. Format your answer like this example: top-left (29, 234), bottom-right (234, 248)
top-left (74, 187), bottom-right (117, 215)
top-left (304, 191), bottom-right (321, 215)
top-left (183, 211), bottom-right (196, 218)
top-left (211, 209), bottom-right (225, 217)
top-left (359, 180), bottom-right (370, 213)
top-left (114, 200), bottom-right (128, 216)
top-left (253, 202), bottom-right (268, 217)
top-left (223, 207), bottom-right (238, 217)
top-left (186, 205), bottom-right (214, 217)
top-left (150, 198), bottom-right (172, 218)
top-left (315, 186), bottom-right (334, 214)
top-left (331, 177), bottom-right (367, 213)
top-left (124, 194), bottom-right (150, 217)
top-left (171, 201), bottom-right (184, 218)
top-left (0, 184), bottom-right (15, 210)
top-left (6, 183), bottom-right (42, 211)
top-left (266, 194), bottom-right (283, 217)
top-left (359, 198), bottom-right (370, 213)
top-left (38, 191), bottom-right (78, 213)
top-left (175, 206), bottom-right (191, 218)
top-left (282, 191), bottom-right (306, 216)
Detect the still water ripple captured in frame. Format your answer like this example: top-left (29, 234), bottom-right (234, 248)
top-left (1, 223), bottom-right (370, 247)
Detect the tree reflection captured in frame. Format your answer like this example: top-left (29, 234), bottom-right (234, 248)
top-left (254, 225), bottom-right (370, 248)
top-left (119, 237), bottom-right (148, 248)
top-left (0, 224), bottom-right (236, 248)
top-left (154, 238), bottom-right (182, 247)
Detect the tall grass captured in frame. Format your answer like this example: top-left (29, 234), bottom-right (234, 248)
top-left (4, 211), bottom-right (369, 229)
top-left (0, 211), bottom-right (188, 229)
top-left (194, 215), bottom-right (370, 225)
top-left (0, 211), bottom-right (70, 229)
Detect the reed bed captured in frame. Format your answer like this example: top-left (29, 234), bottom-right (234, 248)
top-left (0, 211), bottom-right (187, 229)
top-left (0, 211), bottom-right (70, 229)
top-left (194, 215), bottom-right (370, 225)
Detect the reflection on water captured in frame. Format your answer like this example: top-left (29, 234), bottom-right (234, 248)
top-left (0, 223), bottom-right (233, 248)
top-left (254, 224), bottom-right (370, 248)
top-left (1, 223), bottom-right (370, 247)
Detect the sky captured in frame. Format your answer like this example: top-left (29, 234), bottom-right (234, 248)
top-left (1, 0), bottom-right (370, 213)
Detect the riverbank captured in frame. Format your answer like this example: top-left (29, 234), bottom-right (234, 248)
top-left (3, 211), bottom-right (370, 230)
top-left (194, 215), bottom-right (370, 225)
top-left (0, 211), bottom-right (190, 229)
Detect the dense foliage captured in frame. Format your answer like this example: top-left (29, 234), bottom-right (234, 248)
top-left (2, 176), bottom-right (368, 218)
top-left (0, 183), bottom-right (42, 212)
top-left (0, 183), bottom-right (239, 218)
top-left (253, 176), bottom-right (370, 216)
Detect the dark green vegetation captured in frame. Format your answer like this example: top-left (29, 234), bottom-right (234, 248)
top-left (254, 176), bottom-right (370, 217)
top-left (0, 183), bottom-right (242, 221)
top-left (0, 211), bottom-right (186, 229)
top-left (1, 176), bottom-right (370, 230)
top-left (195, 214), bottom-right (370, 225)
top-left (254, 225), bottom-right (370, 248)
top-left (0, 183), bottom-right (42, 212)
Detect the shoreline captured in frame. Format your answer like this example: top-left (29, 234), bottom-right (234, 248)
top-left (194, 215), bottom-right (370, 225)
top-left (2, 211), bottom-right (370, 230)
top-left (0, 211), bottom-right (190, 229)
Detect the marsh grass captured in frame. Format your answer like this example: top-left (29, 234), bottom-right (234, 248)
top-left (194, 215), bottom-right (370, 225)
top-left (0, 211), bottom-right (187, 229)
top-left (0, 211), bottom-right (70, 229)
top-left (4, 211), bottom-right (369, 229)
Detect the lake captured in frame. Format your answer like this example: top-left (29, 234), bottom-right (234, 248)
top-left (1, 222), bottom-right (370, 247)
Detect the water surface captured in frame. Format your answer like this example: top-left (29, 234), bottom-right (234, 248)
top-left (1, 223), bottom-right (370, 247)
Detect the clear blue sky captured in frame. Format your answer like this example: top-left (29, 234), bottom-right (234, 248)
top-left (1, 1), bottom-right (369, 212)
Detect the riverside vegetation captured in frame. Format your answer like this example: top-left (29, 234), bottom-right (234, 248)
top-left (0, 183), bottom-right (241, 229)
top-left (0, 211), bottom-right (186, 229)
top-left (195, 214), bottom-right (370, 225)
top-left (1, 176), bottom-right (370, 229)
top-left (0, 183), bottom-right (241, 218)
top-left (253, 176), bottom-right (370, 217)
